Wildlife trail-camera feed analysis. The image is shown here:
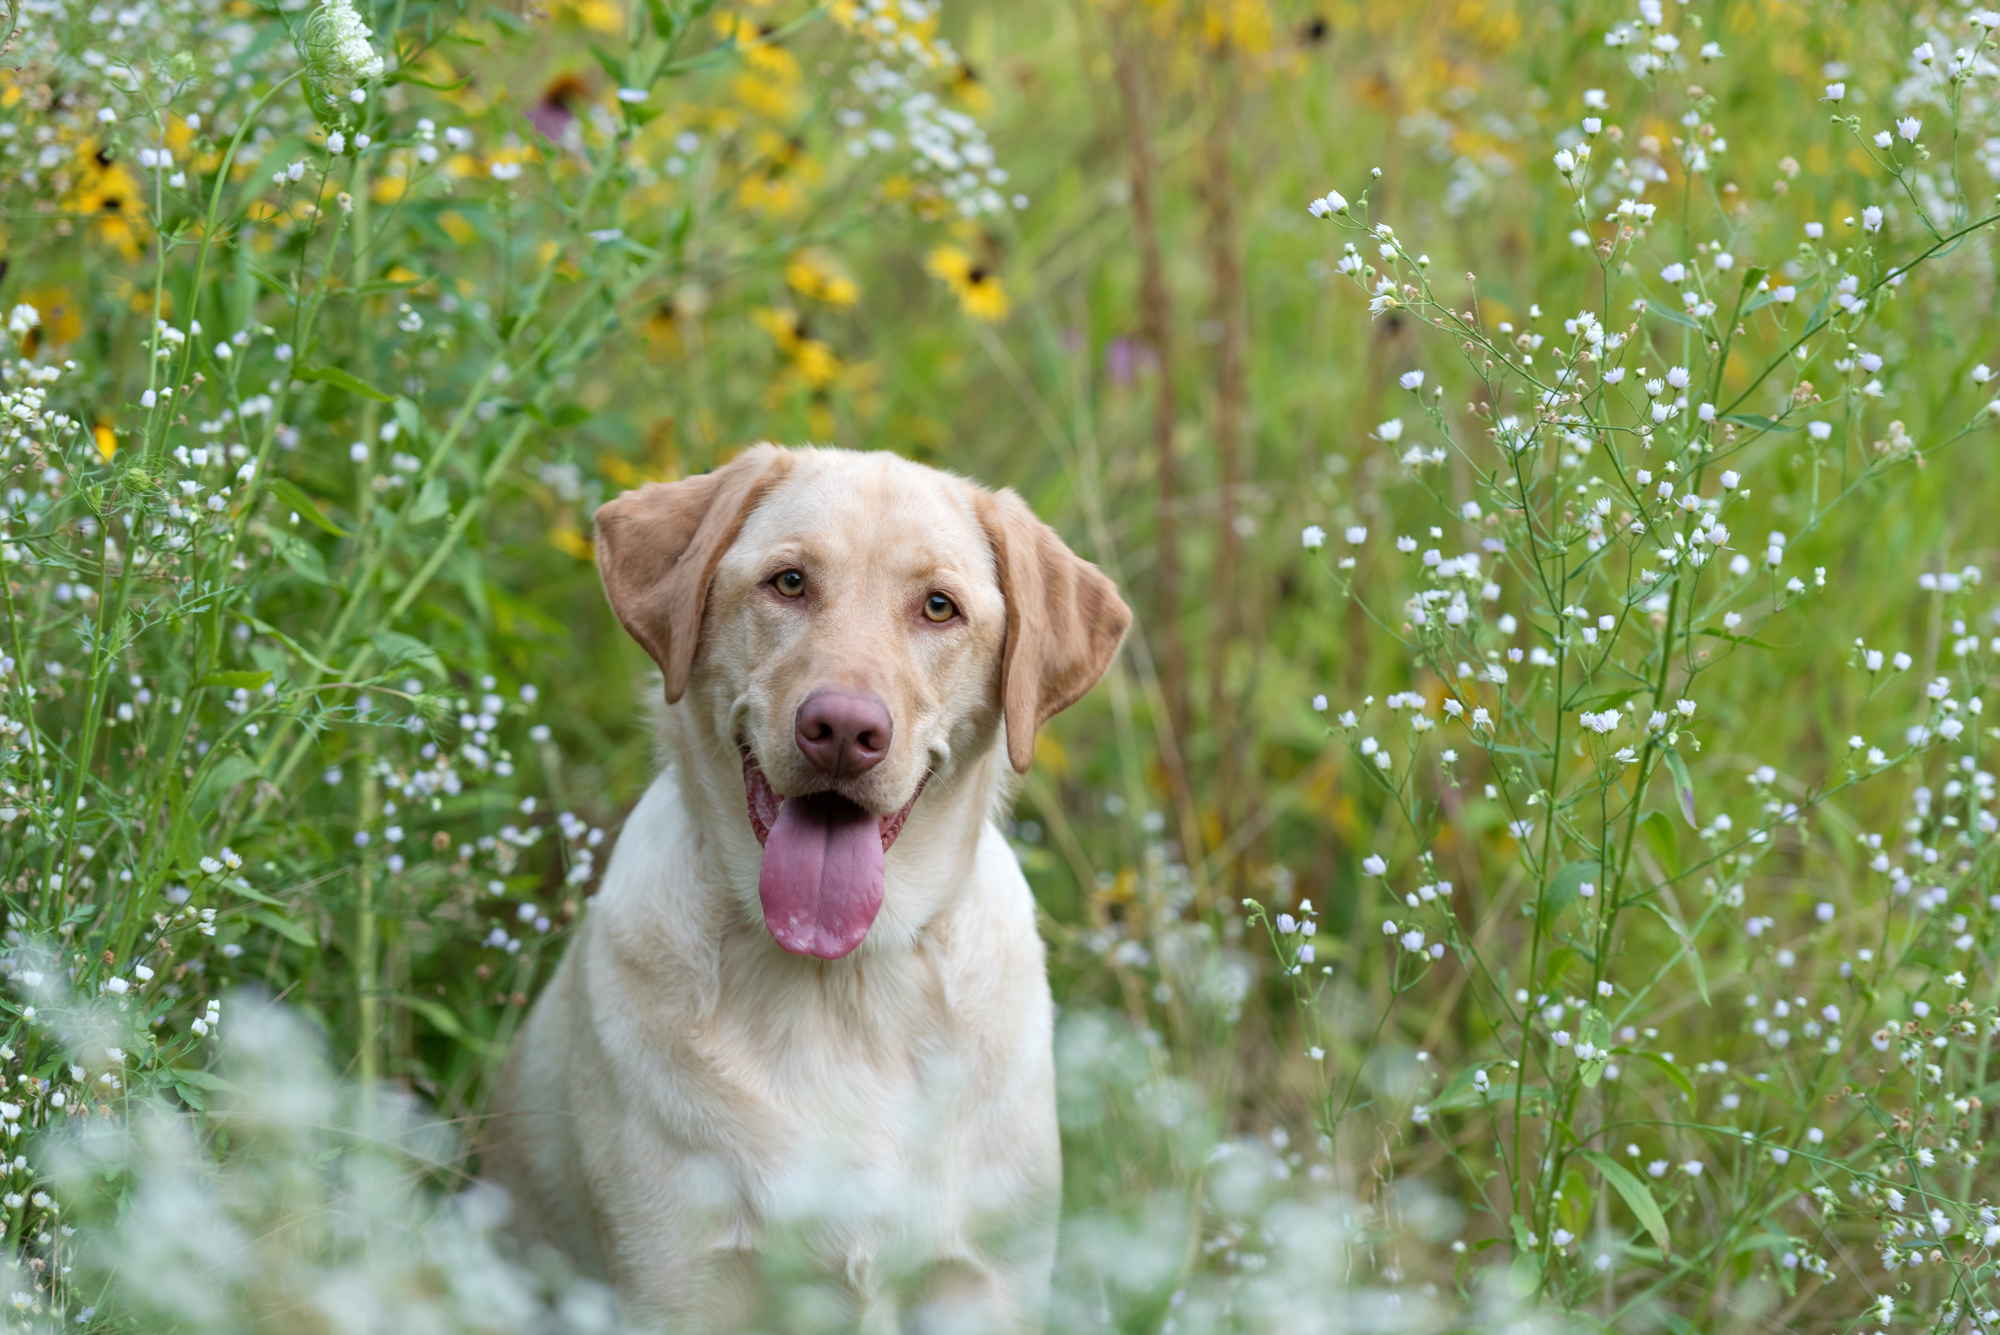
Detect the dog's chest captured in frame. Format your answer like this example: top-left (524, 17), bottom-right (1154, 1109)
top-left (680, 986), bottom-right (1005, 1243)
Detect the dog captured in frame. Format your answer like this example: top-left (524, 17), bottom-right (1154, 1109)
top-left (484, 445), bottom-right (1130, 1333)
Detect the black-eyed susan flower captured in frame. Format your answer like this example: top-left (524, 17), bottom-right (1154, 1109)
top-left (18, 287), bottom-right (81, 354)
top-left (785, 249), bottom-right (860, 307)
top-left (65, 142), bottom-right (144, 257)
top-left (736, 132), bottom-right (817, 216)
top-left (946, 61), bottom-right (992, 113)
top-left (924, 246), bottom-right (1008, 321)
top-left (751, 307), bottom-right (842, 389)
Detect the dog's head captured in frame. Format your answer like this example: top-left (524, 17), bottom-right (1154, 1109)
top-left (594, 445), bottom-right (1130, 960)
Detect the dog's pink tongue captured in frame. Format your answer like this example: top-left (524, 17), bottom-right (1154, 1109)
top-left (758, 792), bottom-right (884, 959)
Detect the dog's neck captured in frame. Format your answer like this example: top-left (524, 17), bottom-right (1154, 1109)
top-left (652, 692), bottom-right (1012, 957)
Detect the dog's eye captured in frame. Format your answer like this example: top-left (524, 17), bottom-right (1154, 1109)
top-left (774, 569), bottom-right (806, 598)
top-left (923, 593), bottom-right (957, 622)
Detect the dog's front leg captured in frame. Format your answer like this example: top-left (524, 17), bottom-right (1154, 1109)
top-left (899, 1256), bottom-right (1044, 1335)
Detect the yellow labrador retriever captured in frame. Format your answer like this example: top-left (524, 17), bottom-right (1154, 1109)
top-left (485, 445), bottom-right (1129, 1332)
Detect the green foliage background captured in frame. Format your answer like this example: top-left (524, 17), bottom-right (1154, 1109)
top-left (2, 0), bottom-right (2000, 1327)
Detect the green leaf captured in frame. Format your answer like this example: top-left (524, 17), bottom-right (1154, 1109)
top-left (1581, 1150), bottom-right (1672, 1256)
top-left (408, 476), bottom-right (451, 525)
top-left (267, 478), bottom-right (353, 537)
top-left (1421, 1063), bottom-right (1491, 1116)
top-left (400, 996), bottom-right (490, 1053)
top-left (267, 528), bottom-right (330, 585)
top-left (1579, 1008), bottom-right (1612, 1087)
top-left (1662, 747), bottom-right (1697, 827)
top-left (222, 879), bottom-right (289, 910)
top-left (587, 43), bottom-right (626, 85)
top-left (391, 67), bottom-right (474, 92)
top-left (248, 617), bottom-right (339, 676)
top-left (354, 278), bottom-right (429, 298)
top-left (392, 398), bottom-right (425, 444)
top-left (1640, 900), bottom-right (1709, 1004)
top-left (484, 3), bottom-right (530, 34)
top-left (1904, 946), bottom-right (1946, 973)
top-left (522, 402), bottom-right (593, 427)
top-left (1539, 861), bottom-right (1602, 927)
top-left (645, 0), bottom-right (683, 38)
top-left (1646, 302), bottom-right (1703, 330)
top-left (372, 630), bottom-right (445, 680)
top-left (1545, 945), bottom-right (1579, 983)
top-left (1740, 265), bottom-right (1767, 293)
top-left (1732, 1230), bottom-right (1795, 1257)
top-left (1633, 1051), bottom-right (1696, 1100)
top-left (400, 995), bottom-right (468, 1040)
top-left (1697, 627), bottom-right (1785, 651)
top-left (1640, 810), bottom-right (1680, 876)
top-left (246, 907), bottom-right (315, 947)
top-left (296, 364), bottom-right (394, 403)
top-left (197, 670), bottom-right (273, 690)
top-left (1721, 412), bottom-right (1798, 434)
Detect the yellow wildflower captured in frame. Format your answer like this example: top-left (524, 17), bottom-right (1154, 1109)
top-left (751, 306), bottom-right (841, 389)
top-left (94, 424), bottom-right (117, 463)
top-left (785, 249), bottom-right (860, 307)
top-left (21, 288), bottom-right (82, 350)
top-left (643, 301), bottom-right (685, 359)
top-left (732, 71), bottom-right (800, 120)
top-left (370, 154), bottom-right (410, 203)
top-left (735, 133), bottom-right (817, 216)
top-left (1200, 0), bottom-right (1276, 53)
top-left (924, 246), bottom-right (1009, 321)
top-left (66, 141), bottom-right (145, 257)
top-left (737, 172), bottom-right (803, 215)
top-left (560, 0), bottom-right (623, 33)
top-left (549, 526), bottom-right (595, 560)
top-left (946, 61), bottom-right (992, 113)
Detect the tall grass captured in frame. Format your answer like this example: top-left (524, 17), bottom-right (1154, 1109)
top-left (0, 0), bottom-right (1997, 1330)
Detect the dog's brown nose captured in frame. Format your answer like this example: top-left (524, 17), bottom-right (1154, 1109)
top-left (795, 689), bottom-right (893, 777)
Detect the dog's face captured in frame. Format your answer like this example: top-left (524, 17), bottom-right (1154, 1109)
top-left (708, 451), bottom-right (1006, 833)
top-left (594, 446), bottom-right (1130, 960)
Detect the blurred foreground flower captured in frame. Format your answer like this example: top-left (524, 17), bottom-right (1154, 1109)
top-left (44, 993), bottom-right (624, 1334)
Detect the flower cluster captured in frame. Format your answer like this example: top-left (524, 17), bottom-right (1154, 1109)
top-left (1266, 21), bottom-right (2000, 1325)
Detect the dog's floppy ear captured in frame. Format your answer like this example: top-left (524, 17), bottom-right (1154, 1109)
top-left (595, 444), bottom-right (796, 703)
top-left (980, 489), bottom-right (1132, 773)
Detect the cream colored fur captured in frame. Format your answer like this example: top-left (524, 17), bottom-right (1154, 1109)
top-left (483, 448), bottom-right (1129, 1334)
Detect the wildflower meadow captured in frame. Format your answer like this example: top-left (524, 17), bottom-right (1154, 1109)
top-left (2, 0), bottom-right (1999, 1329)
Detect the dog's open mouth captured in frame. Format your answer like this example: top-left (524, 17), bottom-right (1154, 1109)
top-left (743, 752), bottom-right (926, 960)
